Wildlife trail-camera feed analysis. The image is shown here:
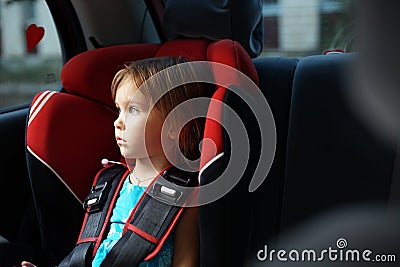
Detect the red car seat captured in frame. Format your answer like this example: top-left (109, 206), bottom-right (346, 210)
top-left (25, 38), bottom-right (259, 265)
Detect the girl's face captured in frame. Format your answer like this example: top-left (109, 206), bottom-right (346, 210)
top-left (114, 79), bottom-right (165, 160)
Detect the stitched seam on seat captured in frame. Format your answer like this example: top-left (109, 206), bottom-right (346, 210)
top-left (232, 41), bottom-right (241, 71)
top-left (28, 91), bottom-right (56, 126)
top-left (199, 152), bottom-right (225, 182)
top-left (29, 90), bottom-right (51, 117)
top-left (27, 146), bottom-right (82, 204)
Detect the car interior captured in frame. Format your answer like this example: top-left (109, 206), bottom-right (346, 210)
top-left (0, 0), bottom-right (399, 266)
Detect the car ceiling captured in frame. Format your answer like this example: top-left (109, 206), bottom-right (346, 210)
top-left (70, 0), bottom-right (160, 50)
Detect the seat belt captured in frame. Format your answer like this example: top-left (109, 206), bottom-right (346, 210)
top-left (58, 164), bottom-right (129, 267)
top-left (59, 164), bottom-right (197, 267)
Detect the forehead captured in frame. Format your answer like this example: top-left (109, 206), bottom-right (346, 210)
top-left (115, 79), bottom-right (149, 105)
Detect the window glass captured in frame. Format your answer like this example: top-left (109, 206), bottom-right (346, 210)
top-left (261, 0), bottom-right (355, 57)
top-left (0, 0), bottom-right (62, 109)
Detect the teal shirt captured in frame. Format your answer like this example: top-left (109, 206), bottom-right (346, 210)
top-left (92, 176), bottom-right (174, 267)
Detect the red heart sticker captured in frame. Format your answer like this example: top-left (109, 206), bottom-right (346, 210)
top-left (26, 24), bottom-right (45, 52)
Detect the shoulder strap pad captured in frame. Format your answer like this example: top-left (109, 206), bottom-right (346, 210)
top-left (58, 164), bottom-right (129, 267)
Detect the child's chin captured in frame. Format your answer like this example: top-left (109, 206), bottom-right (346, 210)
top-left (120, 150), bottom-right (138, 160)
top-left (119, 148), bottom-right (131, 158)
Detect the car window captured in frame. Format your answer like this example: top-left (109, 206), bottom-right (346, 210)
top-left (261, 0), bottom-right (356, 57)
top-left (0, 0), bottom-right (63, 110)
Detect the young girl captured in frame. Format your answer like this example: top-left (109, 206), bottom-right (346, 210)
top-left (22, 56), bottom-right (213, 267)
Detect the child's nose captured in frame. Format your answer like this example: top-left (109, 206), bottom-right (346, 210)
top-left (114, 116), bottom-right (125, 130)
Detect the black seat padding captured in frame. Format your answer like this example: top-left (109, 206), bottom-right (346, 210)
top-left (0, 236), bottom-right (8, 244)
top-left (248, 57), bottom-right (298, 255)
top-left (280, 53), bottom-right (396, 233)
top-left (0, 109), bottom-right (40, 247)
top-left (199, 57), bottom-right (298, 267)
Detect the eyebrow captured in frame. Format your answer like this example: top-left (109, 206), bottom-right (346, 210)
top-left (115, 99), bottom-right (147, 108)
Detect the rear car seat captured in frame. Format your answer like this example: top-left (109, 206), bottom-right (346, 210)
top-left (280, 53), bottom-right (396, 232)
top-left (247, 52), bottom-right (400, 266)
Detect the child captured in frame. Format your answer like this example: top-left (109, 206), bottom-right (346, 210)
top-left (22, 56), bottom-right (214, 267)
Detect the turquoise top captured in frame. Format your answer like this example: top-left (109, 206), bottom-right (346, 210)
top-left (92, 176), bottom-right (174, 267)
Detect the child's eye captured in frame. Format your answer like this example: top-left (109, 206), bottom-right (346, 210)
top-left (116, 107), bottom-right (121, 114)
top-left (129, 106), bottom-right (139, 114)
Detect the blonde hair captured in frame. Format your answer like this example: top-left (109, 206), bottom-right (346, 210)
top-left (111, 56), bottom-right (214, 168)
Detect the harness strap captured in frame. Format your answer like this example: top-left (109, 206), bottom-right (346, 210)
top-left (100, 167), bottom-right (197, 266)
top-left (69, 242), bottom-right (93, 267)
top-left (58, 164), bottom-right (128, 267)
top-left (100, 193), bottom-right (181, 266)
top-left (59, 165), bottom-right (197, 267)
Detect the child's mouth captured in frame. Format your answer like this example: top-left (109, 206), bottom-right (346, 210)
top-left (116, 136), bottom-right (126, 145)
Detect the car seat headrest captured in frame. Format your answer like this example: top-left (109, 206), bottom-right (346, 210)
top-left (61, 44), bottom-right (160, 108)
top-left (61, 39), bottom-right (258, 109)
top-left (163, 0), bottom-right (264, 58)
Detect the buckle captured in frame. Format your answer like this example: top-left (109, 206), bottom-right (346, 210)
top-left (149, 169), bottom-right (197, 205)
top-left (83, 182), bottom-right (111, 213)
top-left (151, 178), bottom-right (183, 205)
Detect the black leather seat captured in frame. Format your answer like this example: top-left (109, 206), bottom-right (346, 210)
top-left (281, 53), bottom-right (395, 232)
top-left (205, 52), bottom-right (400, 266)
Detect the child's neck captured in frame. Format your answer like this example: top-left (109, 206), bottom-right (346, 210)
top-left (132, 155), bottom-right (171, 185)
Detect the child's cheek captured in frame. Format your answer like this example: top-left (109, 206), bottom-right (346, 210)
top-left (123, 117), bottom-right (148, 156)
top-left (144, 117), bottom-right (164, 147)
